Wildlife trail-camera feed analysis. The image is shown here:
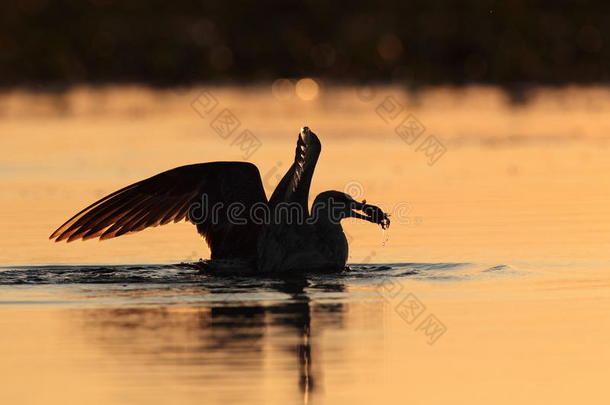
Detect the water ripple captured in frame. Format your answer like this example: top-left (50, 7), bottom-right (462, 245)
top-left (0, 261), bottom-right (517, 286)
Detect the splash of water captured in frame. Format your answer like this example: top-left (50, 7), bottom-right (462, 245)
top-left (381, 227), bottom-right (389, 247)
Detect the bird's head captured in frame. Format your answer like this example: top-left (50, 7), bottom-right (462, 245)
top-left (312, 190), bottom-right (390, 229)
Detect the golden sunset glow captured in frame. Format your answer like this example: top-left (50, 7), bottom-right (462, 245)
top-left (1, 85), bottom-right (609, 404)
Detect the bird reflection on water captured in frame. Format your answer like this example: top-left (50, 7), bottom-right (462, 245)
top-left (77, 276), bottom-right (347, 403)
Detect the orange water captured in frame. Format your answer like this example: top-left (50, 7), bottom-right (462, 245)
top-left (1, 85), bottom-right (609, 404)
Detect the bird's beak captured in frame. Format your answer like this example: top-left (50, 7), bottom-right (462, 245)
top-left (350, 200), bottom-right (391, 229)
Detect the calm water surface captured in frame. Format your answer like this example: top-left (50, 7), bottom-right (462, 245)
top-left (2, 261), bottom-right (608, 404)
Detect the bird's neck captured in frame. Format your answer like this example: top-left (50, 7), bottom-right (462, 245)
top-left (311, 208), bottom-right (344, 234)
top-left (311, 210), bottom-right (349, 267)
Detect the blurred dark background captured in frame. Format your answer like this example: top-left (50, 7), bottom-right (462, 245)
top-left (1, 0), bottom-right (607, 89)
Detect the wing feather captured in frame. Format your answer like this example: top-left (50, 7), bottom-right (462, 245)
top-left (50, 162), bottom-right (267, 259)
top-left (268, 127), bottom-right (321, 214)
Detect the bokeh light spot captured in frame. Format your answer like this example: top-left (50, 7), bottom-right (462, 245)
top-left (377, 34), bottom-right (403, 62)
top-left (271, 78), bottom-right (295, 101)
top-left (295, 78), bottom-right (319, 101)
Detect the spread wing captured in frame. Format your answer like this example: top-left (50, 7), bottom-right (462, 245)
top-left (268, 127), bottom-right (321, 214)
top-left (50, 162), bottom-right (267, 259)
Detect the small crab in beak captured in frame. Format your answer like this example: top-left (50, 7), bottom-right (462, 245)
top-left (349, 199), bottom-right (391, 229)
